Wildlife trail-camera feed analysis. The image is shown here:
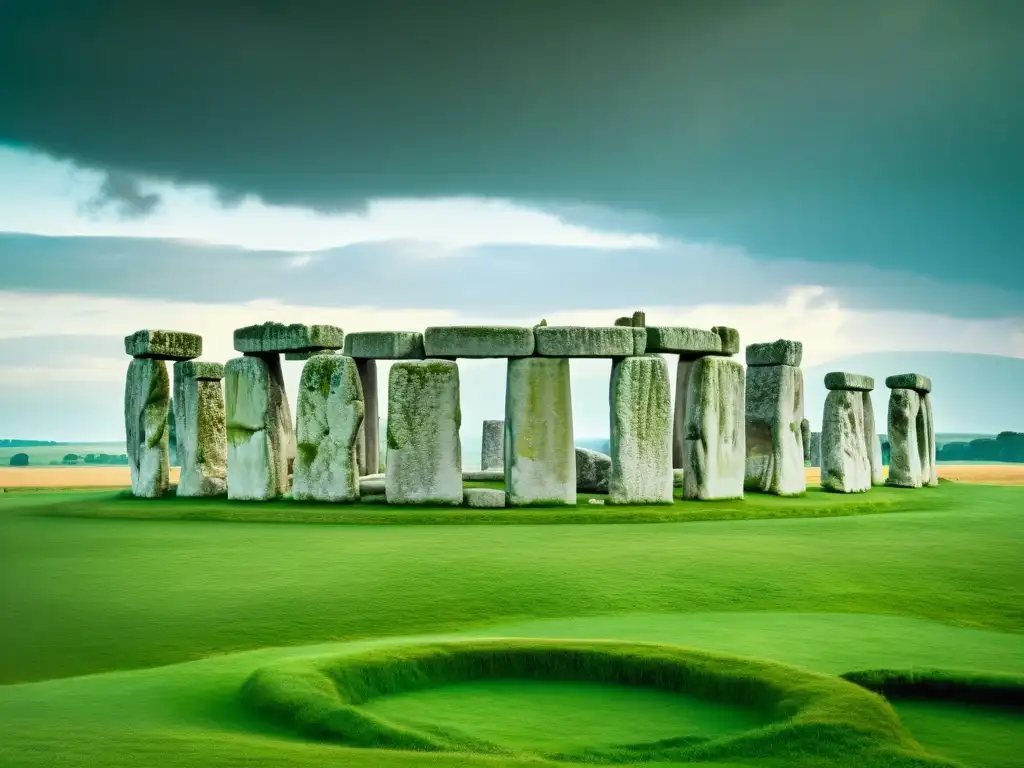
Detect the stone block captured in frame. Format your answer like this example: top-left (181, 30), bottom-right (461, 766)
top-left (682, 356), bottom-right (746, 500)
top-left (608, 355), bottom-right (673, 504)
top-left (423, 326), bottom-right (535, 358)
top-left (576, 446), bottom-right (611, 494)
top-left (344, 331), bottom-right (425, 360)
top-left (464, 488), bottom-right (506, 508)
top-left (481, 419), bottom-right (504, 470)
top-left (173, 361), bottom-right (227, 497)
top-left (233, 322), bottom-right (344, 354)
top-left (355, 359), bottom-right (379, 476)
top-left (292, 355), bottom-right (364, 502)
top-left (886, 388), bottom-right (922, 488)
top-left (172, 360), bottom-right (225, 380)
top-left (284, 350), bottom-right (338, 361)
top-left (862, 392), bottom-right (884, 486)
top-left (385, 360), bottom-right (463, 504)
top-left (745, 339), bottom-right (803, 367)
top-left (534, 326), bottom-right (638, 357)
top-left (360, 478), bottom-right (386, 495)
top-left (824, 372), bottom-right (875, 391)
top-left (124, 358), bottom-right (171, 497)
top-left (745, 363), bottom-right (806, 495)
top-left (820, 389), bottom-right (872, 493)
top-left (505, 357), bottom-right (576, 505)
top-left (920, 393), bottom-right (938, 487)
top-left (645, 326), bottom-right (733, 357)
top-left (885, 373), bottom-right (932, 394)
top-left (124, 330), bottom-right (202, 361)
top-left (713, 326), bottom-right (741, 356)
top-left (673, 468), bottom-right (685, 488)
top-left (463, 469), bottom-right (504, 482)
top-left (801, 418), bottom-right (811, 463)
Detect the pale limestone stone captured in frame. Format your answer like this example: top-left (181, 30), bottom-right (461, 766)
top-left (862, 392), bottom-right (884, 486)
top-left (576, 446), bottom-right (611, 494)
top-left (233, 322), bottom-right (344, 354)
top-left (682, 356), bottom-right (745, 500)
top-left (534, 326), bottom-right (637, 357)
top-left (824, 372), bottom-right (875, 391)
top-left (886, 388), bottom-right (922, 488)
top-left (745, 364), bottom-right (806, 496)
top-left (464, 488), bottom-right (506, 508)
top-left (344, 331), bottom-right (425, 359)
top-left (645, 326), bottom-right (736, 356)
top-left (821, 389), bottom-right (872, 493)
top-left (225, 354), bottom-right (293, 500)
top-left (463, 469), bottom-right (504, 482)
top-left (885, 373), bottom-right (932, 394)
top-left (608, 355), bottom-right (673, 505)
top-left (423, 326), bottom-right (534, 358)
top-left (125, 357), bottom-right (171, 497)
top-left (124, 329), bottom-right (202, 361)
top-left (481, 419), bottom-right (504, 470)
top-left (292, 355), bottom-right (364, 502)
top-left (173, 361), bottom-right (227, 497)
top-left (746, 339), bottom-right (803, 367)
top-left (355, 359), bottom-right (379, 476)
top-left (385, 360), bottom-right (463, 505)
top-left (505, 357), bottom-right (576, 506)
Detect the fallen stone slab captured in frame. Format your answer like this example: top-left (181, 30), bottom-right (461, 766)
top-left (292, 355), bottom-right (364, 502)
top-left (505, 357), bottom-right (576, 505)
top-left (885, 373), bottom-right (932, 394)
top-left (463, 469), bottom-right (504, 482)
top-left (124, 330), bottom-right (202, 361)
top-left (645, 326), bottom-right (739, 357)
top-left (576, 446), bottom-right (611, 494)
top-left (344, 331), bottom-right (425, 360)
top-left (233, 322), bottom-right (344, 354)
top-left (886, 388), bottom-right (922, 488)
top-left (534, 326), bottom-right (638, 357)
top-left (481, 419), bottom-right (504, 470)
top-left (423, 326), bottom-right (534, 358)
top-left (173, 361), bottom-right (227, 497)
top-left (608, 355), bottom-right (673, 505)
top-left (820, 389), bottom-right (872, 493)
top-left (745, 363), bottom-right (806, 496)
top-left (386, 360), bottom-right (463, 504)
top-left (745, 339), bottom-right (803, 367)
top-left (125, 358), bottom-right (171, 497)
top-left (359, 478), bottom-right (386, 495)
top-left (464, 488), bottom-right (506, 508)
top-left (682, 356), bottom-right (746, 500)
top-left (824, 372), bottom-right (875, 392)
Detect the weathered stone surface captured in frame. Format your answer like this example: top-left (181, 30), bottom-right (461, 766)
top-left (920, 393), bottom-right (938, 487)
top-left (820, 389), bottom-right (872, 493)
top-left (463, 469), bottom-right (504, 482)
top-left (862, 392), bottom-right (884, 486)
top-left (505, 357), bottom-right (576, 505)
top-left (124, 330), bottom-right (202, 361)
top-left (225, 354), bottom-right (294, 500)
top-left (355, 359), bottom-right (379, 476)
top-left (464, 488), bottom-right (506, 508)
top-left (744, 363), bottom-right (806, 496)
top-left (825, 372), bottom-right (875, 392)
top-left (125, 358), bottom-right (171, 497)
top-left (713, 326), bottom-right (741, 356)
top-left (645, 326), bottom-right (737, 357)
top-left (682, 356), bottom-right (746, 500)
top-left (809, 431), bottom-right (822, 468)
top-left (233, 322), bottom-right (344, 354)
top-left (344, 331), bottom-right (425, 360)
top-left (284, 349), bottom-right (338, 361)
top-left (746, 339), bottom-right (803, 367)
top-left (608, 355), bottom-right (673, 505)
top-left (534, 326), bottom-right (638, 357)
top-left (576, 446), bottom-right (611, 494)
top-left (885, 373), bottom-right (932, 394)
top-left (481, 419), bottom-right (504, 470)
top-left (886, 388), bottom-right (922, 488)
top-left (801, 419), bottom-right (811, 463)
top-left (386, 360), bottom-right (462, 505)
top-left (423, 326), bottom-right (534, 358)
top-left (360, 477), bottom-right (386, 495)
top-left (292, 355), bottom-right (364, 502)
top-left (173, 361), bottom-right (227, 497)
top-left (672, 357), bottom-right (697, 469)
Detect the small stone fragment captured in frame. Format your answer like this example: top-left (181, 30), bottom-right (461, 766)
top-left (745, 339), bottom-right (803, 367)
top-left (124, 329), bottom-right (202, 361)
top-left (124, 358), bottom-right (171, 497)
top-left (534, 326), bottom-right (638, 357)
top-left (885, 373), bottom-right (932, 394)
top-left (745, 364), bottom-right (806, 496)
top-left (576, 446), bottom-right (611, 494)
top-left (173, 360), bottom-right (227, 497)
top-left (824, 372), bottom-right (875, 391)
top-left (423, 326), bottom-right (535, 358)
top-left (233, 322), bottom-right (344, 354)
top-left (481, 419), bottom-right (504, 470)
top-left (682, 356), bottom-right (746, 500)
top-left (886, 388), bottom-right (922, 488)
top-left (359, 478), bottom-right (386, 495)
top-left (343, 331), bottom-right (425, 359)
top-left (608, 355), bottom-right (673, 505)
top-left (820, 389), bottom-right (872, 493)
top-left (292, 355), bottom-right (364, 502)
top-left (464, 488), bottom-right (506, 508)
top-left (386, 360), bottom-right (463, 505)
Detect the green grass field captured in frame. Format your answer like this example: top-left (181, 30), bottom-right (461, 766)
top-left (0, 481), bottom-right (1021, 767)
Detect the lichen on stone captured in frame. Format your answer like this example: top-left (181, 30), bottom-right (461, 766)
top-left (173, 361), bottom-right (227, 497)
top-left (820, 389), bottom-right (872, 493)
top-left (744, 363), bottom-right (806, 496)
top-left (534, 326), bottom-right (636, 357)
top-left (233, 322), bottom-right (344, 354)
top-left (824, 372), bottom-right (875, 392)
top-left (645, 326), bottom-right (726, 356)
top-left (682, 356), bottom-right (745, 500)
top-left (343, 331), bottom-right (425, 360)
top-left (885, 373), bottom-right (932, 394)
top-left (124, 329), bottom-right (202, 361)
top-left (124, 358), bottom-right (171, 497)
top-left (745, 339), bottom-right (803, 367)
top-left (886, 388), bottom-right (923, 488)
top-left (422, 326), bottom-right (535, 358)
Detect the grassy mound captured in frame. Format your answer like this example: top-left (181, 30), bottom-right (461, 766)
top-left (242, 639), bottom-right (938, 764)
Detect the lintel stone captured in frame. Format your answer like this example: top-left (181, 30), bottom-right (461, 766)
top-left (423, 326), bottom-right (535, 358)
top-left (824, 372), bottom-right (875, 392)
top-left (173, 360), bottom-right (225, 381)
top-left (124, 330), bottom-right (202, 361)
top-left (745, 339), bottom-right (803, 367)
top-left (885, 373), bottom-right (932, 393)
top-left (233, 322), bottom-right (344, 354)
top-left (645, 326), bottom-right (738, 357)
top-left (534, 326), bottom-right (638, 357)
top-left (284, 350), bottom-right (338, 361)
top-left (344, 331), bottom-right (425, 359)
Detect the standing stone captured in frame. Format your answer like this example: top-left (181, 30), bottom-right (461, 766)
top-left (173, 361), bottom-right (227, 497)
top-left (682, 356), bottom-right (745, 500)
top-left (920, 393), bottom-right (938, 487)
top-left (505, 357), bottom-right (576, 506)
top-left (355, 359), bottom-right (379, 476)
top-left (576, 446), bottom-right (611, 493)
top-left (386, 360), bottom-right (462, 505)
top-left (886, 388), bottom-right (922, 488)
top-left (293, 355), bottom-right (364, 502)
top-left (821, 389), bottom-right (872, 493)
top-left (225, 354), bottom-right (293, 500)
top-left (608, 355), bottom-right (673, 504)
top-left (672, 358), bottom-right (697, 469)
top-left (744, 352), bottom-right (806, 496)
top-left (862, 392), bottom-right (884, 486)
top-left (125, 358), bottom-right (171, 498)
top-left (801, 419), bottom-right (811, 463)
top-left (481, 419), bottom-right (504, 470)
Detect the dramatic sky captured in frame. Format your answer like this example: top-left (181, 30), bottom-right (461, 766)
top-left (0, 1), bottom-right (1021, 441)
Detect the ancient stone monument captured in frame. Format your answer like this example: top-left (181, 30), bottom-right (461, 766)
top-left (481, 419), bottom-right (504, 470)
top-left (173, 360), bottom-right (227, 497)
top-left (682, 356), bottom-right (746, 500)
top-left (124, 330), bottom-right (202, 498)
top-left (820, 372), bottom-right (877, 494)
top-left (744, 339), bottom-right (806, 496)
top-left (885, 374), bottom-right (937, 489)
top-left (292, 354), bottom-right (364, 502)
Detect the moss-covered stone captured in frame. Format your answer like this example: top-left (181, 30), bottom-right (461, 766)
top-left (575, 446), bottom-right (611, 493)
top-left (744, 364), bottom-right (806, 496)
top-left (124, 358), bottom-right (171, 497)
top-left (644, 327), bottom-right (727, 356)
top-left (712, 326), bottom-right (741, 355)
top-left (534, 326), bottom-right (637, 357)
top-left (173, 361), bottom-right (227, 497)
top-left (423, 326), bottom-right (535, 358)
top-left (886, 388), bottom-right (922, 488)
top-left (233, 322), bottom-right (344, 354)
top-left (344, 331), bottom-right (425, 359)
top-left (861, 392), bottom-right (884, 486)
top-left (885, 373), bottom-right (932, 393)
top-left (173, 360), bottom-right (225, 381)
top-left (824, 372), bottom-right (875, 392)
top-left (385, 360), bottom-right (462, 505)
top-left (745, 339), bottom-right (803, 367)
top-left (820, 389), bottom-right (872, 493)
top-left (682, 356), bottom-right (745, 500)
top-left (124, 329), bottom-right (202, 361)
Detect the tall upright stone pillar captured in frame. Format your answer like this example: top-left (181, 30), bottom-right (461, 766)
top-left (481, 419), bottom-right (504, 470)
top-left (123, 330), bottom-right (202, 498)
top-left (862, 391), bottom-right (884, 486)
top-left (608, 355), bottom-right (673, 505)
top-left (886, 374), bottom-right (936, 488)
top-left (744, 340), bottom-right (806, 496)
top-left (682, 356), bottom-right (745, 500)
top-left (801, 419), bottom-right (811, 464)
top-left (820, 372), bottom-right (875, 494)
top-left (355, 359), bottom-right (379, 475)
top-left (173, 360), bottom-right (227, 497)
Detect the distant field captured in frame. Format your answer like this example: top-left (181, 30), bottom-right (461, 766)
top-left (0, 442), bottom-right (125, 465)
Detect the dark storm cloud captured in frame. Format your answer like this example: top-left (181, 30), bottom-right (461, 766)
top-left (80, 172), bottom-right (163, 219)
top-left (0, 0), bottom-right (1021, 286)
top-left (1, 233), bottom-right (1020, 320)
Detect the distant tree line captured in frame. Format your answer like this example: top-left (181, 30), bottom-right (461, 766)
top-left (937, 432), bottom-right (1024, 463)
top-left (0, 439), bottom-right (61, 447)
